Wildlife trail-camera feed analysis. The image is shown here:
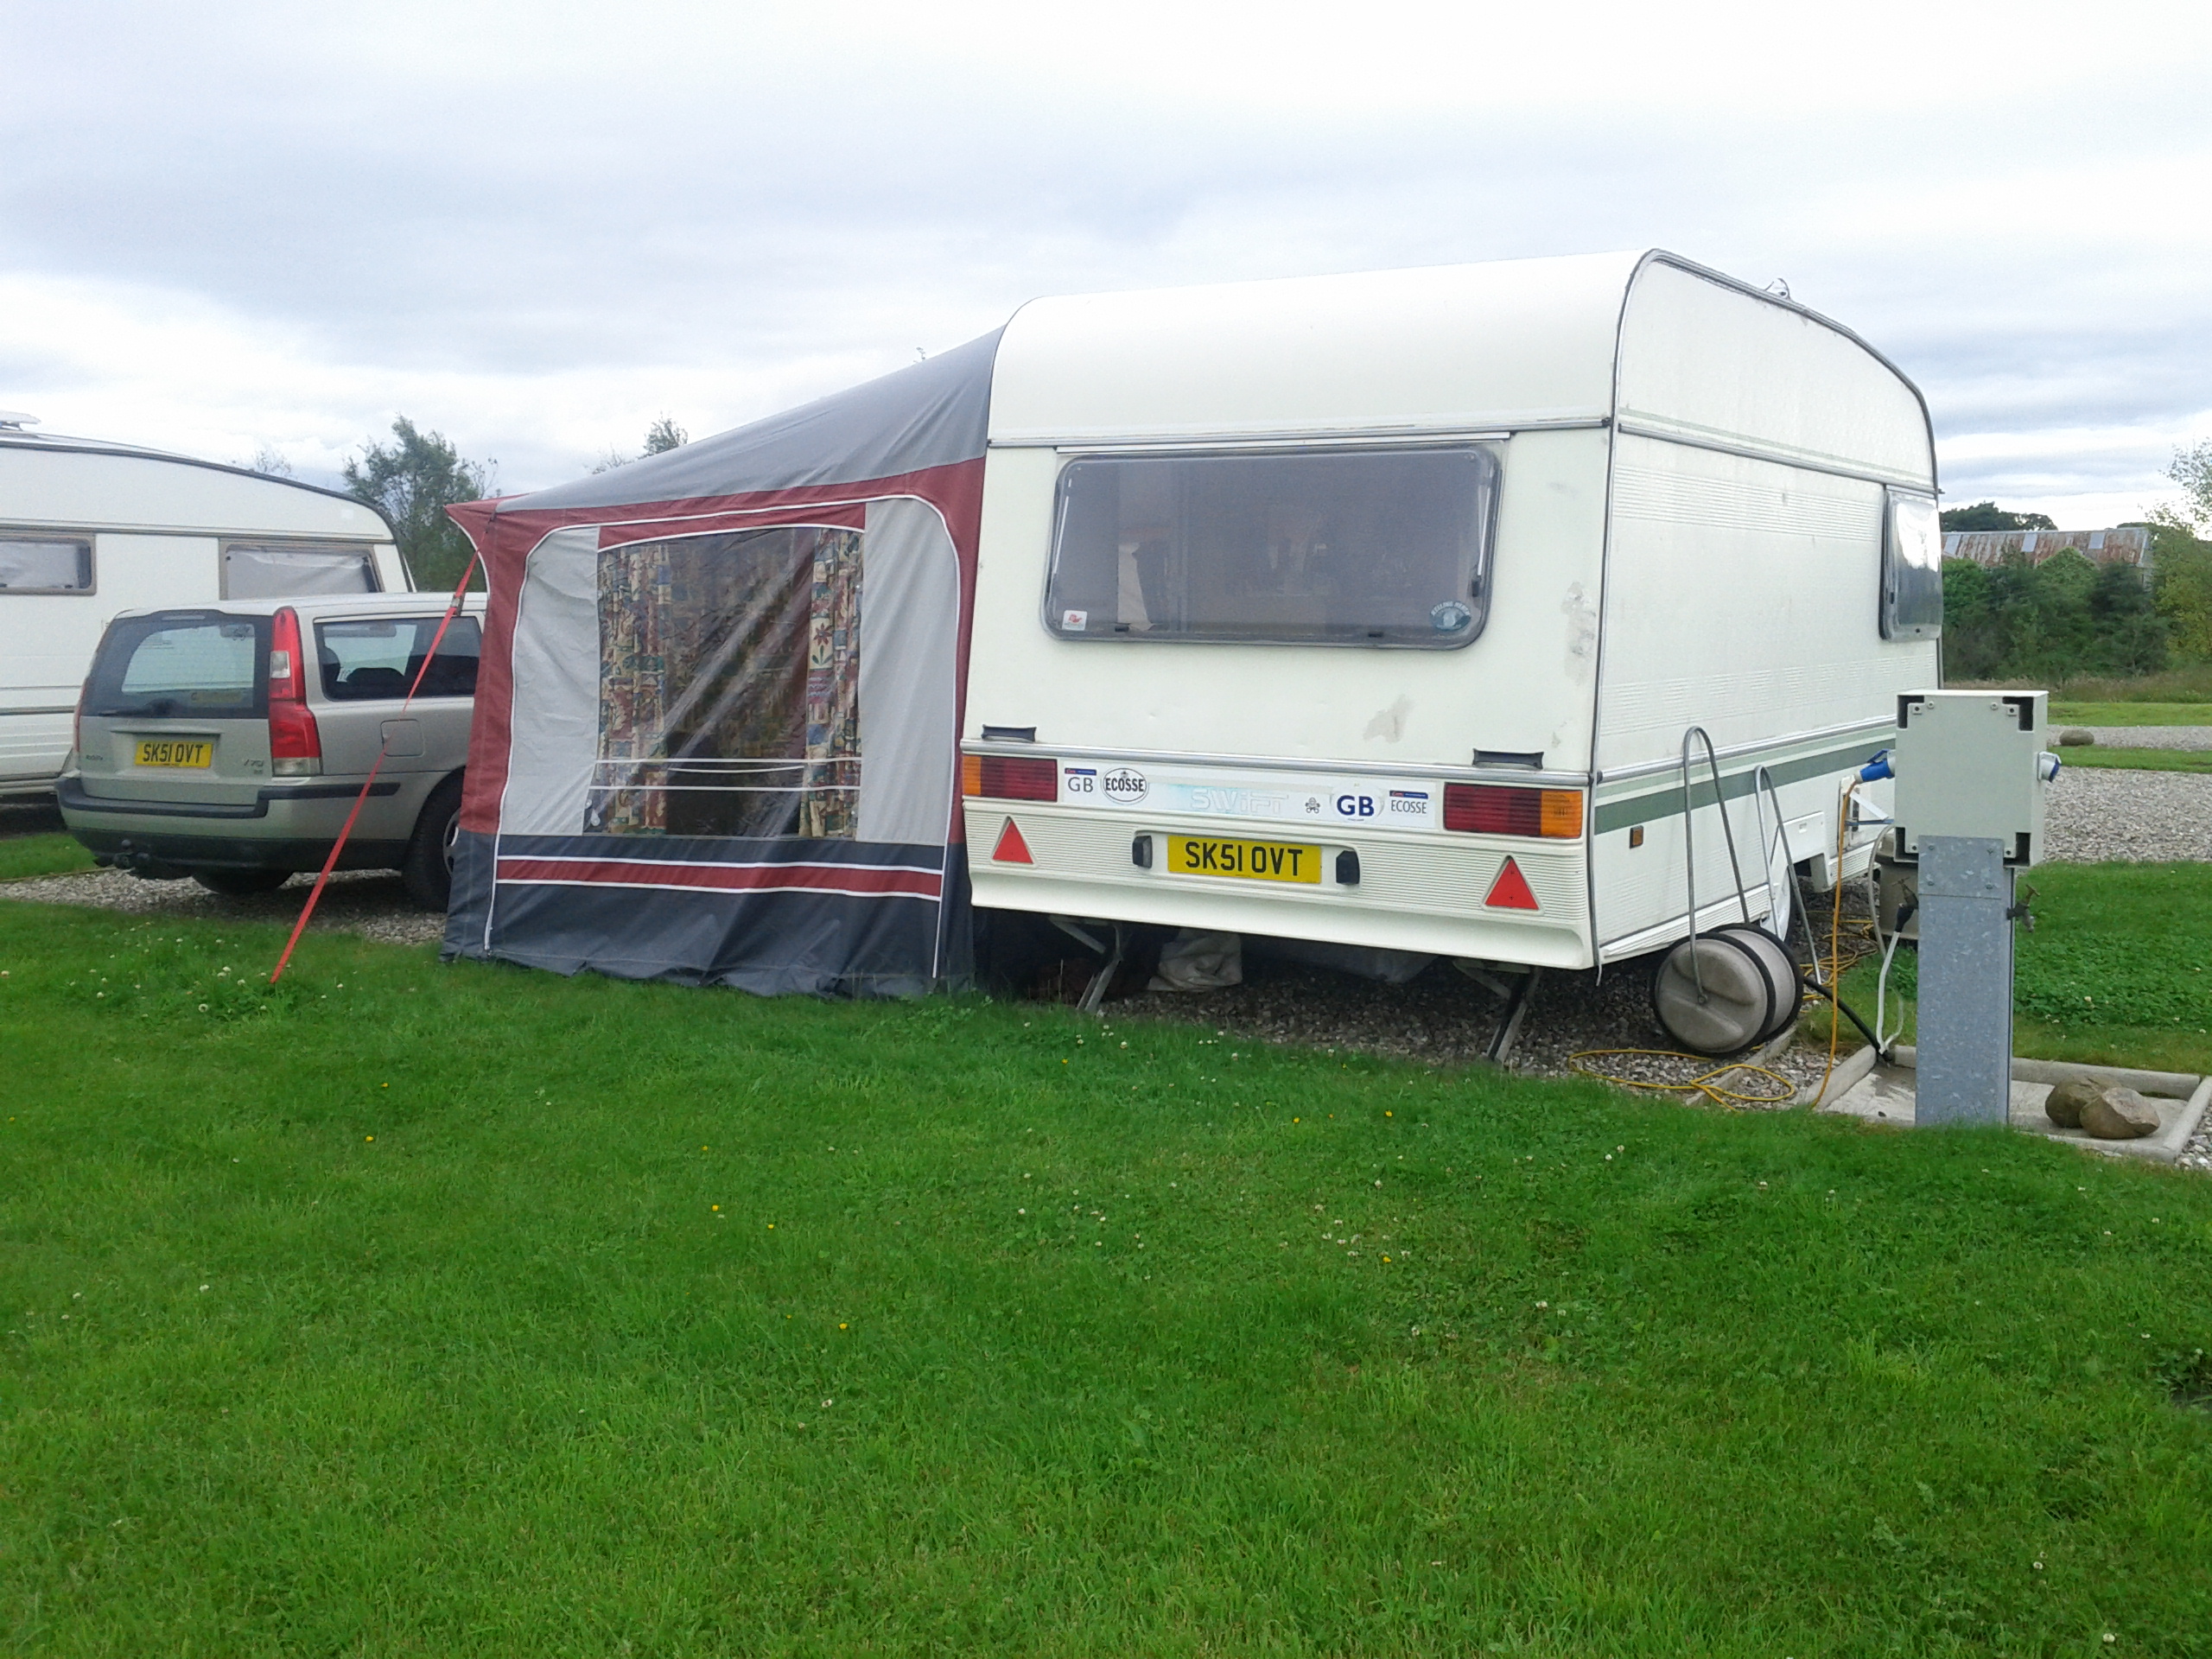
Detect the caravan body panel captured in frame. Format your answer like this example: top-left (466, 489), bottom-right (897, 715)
top-left (1589, 263), bottom-right (1938, 957)
top-left (965, 252), bottom-right (1941, 971)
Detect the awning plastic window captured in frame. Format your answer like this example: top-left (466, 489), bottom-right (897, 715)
top-left (592, 526), bottom-right (862, 840)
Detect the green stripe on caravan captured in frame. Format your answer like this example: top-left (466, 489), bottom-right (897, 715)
top-left (1592, 742), bottom-right (1878, 834)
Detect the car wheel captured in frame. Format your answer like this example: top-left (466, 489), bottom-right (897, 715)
top-left (192, 868), bottom-right (295, 896)
top-left (403, 775), bottom-right (465, 911)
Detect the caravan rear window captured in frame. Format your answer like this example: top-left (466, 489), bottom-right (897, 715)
top-left (1044, 446), bottom-right (1500, 647)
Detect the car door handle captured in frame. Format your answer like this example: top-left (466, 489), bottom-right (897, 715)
top-left (379, 718), bottom-right (425, 758)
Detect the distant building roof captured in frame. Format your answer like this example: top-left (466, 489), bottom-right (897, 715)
top-left (1942, 525), bottom-right (2152, 568)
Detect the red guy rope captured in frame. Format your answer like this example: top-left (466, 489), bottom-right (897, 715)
top-left (269, 550), bottom-right (484, 985)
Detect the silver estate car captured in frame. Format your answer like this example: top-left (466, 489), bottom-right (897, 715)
top-left (60, 591), bottom-right (485, 907)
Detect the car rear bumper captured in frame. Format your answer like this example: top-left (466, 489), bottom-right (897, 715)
top-left (67, 827), bottom-right (410, 874)
top-left (58, 774), bottom-right (416, 874)
top-left (58, 776), bottom-right (402, 821)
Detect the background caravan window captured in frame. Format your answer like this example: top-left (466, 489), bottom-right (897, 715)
top-left (222, 542), bottom-right (380, 599)
top-left (1881, 490), bottom-right (1943, 640)
top-left (0, 532), bottom-right (93, 593)
top-left (592, 526), bottom-right (861, 840)
top-left (1044, 446), bottom-right (1501, 647)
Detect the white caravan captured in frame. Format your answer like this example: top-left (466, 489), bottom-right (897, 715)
top-left (0, 422), bottom-right (408, 795)
top-left (959, 251), bottom-right (1941, 972)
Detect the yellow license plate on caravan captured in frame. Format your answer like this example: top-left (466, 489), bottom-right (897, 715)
top-left (135, 740), bottom-right (213, 769)
top-left (1166, 835), bottom-right (1322, 884)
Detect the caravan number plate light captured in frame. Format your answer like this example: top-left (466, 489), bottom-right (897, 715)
top-left (1166, 835), bottom-right (1322, 884)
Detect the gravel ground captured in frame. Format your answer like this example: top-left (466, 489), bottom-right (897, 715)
top-left (1109, 947), bottom-right (1840, 1106)
top-left (0, 868), bottom-right (446, 947)
top-left (2075, 725), bottom-right (2212, 750)
top-left (2042, 766), bottom-right (2212, 862)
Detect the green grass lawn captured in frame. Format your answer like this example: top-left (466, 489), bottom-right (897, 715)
top-left (3, 902), bottom-right (2211, 1656)
top-left (2050, 702), bottom-right (2212, 728)
top-left (2053, 747), bottom-right (2212, 774)
top-left (0, 832), bottom-right (94, 882)
top-left (1812, 862), bottom-right (2212, 1076)
top-left (1964, 664), bottom-right (2212, 708)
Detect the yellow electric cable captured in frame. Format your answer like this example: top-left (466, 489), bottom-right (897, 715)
top-left (1567, 1048), bottom-right (1798, 1109)
top-left (1807, 779), bottom-right (1863, 1108)
top-left (1571, 779), bottom-right (1872, 1114)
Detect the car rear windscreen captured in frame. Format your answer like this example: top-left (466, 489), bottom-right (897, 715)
top-left (83, 613), bottom-right (270, 719)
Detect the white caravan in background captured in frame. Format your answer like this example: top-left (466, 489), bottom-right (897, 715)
top-left (959, 251), bottom-right (1942, 974)
top-left (0, 420), bottom-right (409, 796)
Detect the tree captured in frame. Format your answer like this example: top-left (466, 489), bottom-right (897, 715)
top-left (343, 417), bottom-right (492, 592)
top-left (2088, 559), bottom-right (2168, 673)
top-left (1939, 501), bottom-right (2058, 532)
top-left (2145, 442), bottom-right (2212, 661)
top-left (2149, 516), bottom-right (2212, 661)
top-left (591, 416), bottom-right (690, 474)
top-left (2171, 440), bottom-right (2212, 525)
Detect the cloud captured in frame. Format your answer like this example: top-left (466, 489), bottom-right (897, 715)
top-left (1, 0), bottom-right (2206, 520)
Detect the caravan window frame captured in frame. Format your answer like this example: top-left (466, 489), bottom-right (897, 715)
top-left (219, 538), bottom-right (385, 601)
top-left (1039, 442), bottom-right (1504, 650)
top-left (0, 528), bottom-right (96, 595)
top-left (1880, 488), bottom-right (1942, 641)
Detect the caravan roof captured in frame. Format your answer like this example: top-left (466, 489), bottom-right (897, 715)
top-left (0, 427), bottom-right (397, 543)
top-left (989, 250), bottom-right (1933, 487)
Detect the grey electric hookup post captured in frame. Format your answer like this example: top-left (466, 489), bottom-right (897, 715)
top-left (1887, 690), bottom-right (2056, 1128)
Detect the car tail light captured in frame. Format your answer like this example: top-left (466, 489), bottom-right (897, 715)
top-left (72, 683), bottom-right (85, 760)
top-left (961, 753), bottom-right (1058, 803)
top-left (268, 607), bottom-right (322, 777)
top-left (1442, 784), bottom-right (1583, 838)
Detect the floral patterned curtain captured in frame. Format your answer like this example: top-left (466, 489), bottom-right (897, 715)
top-left (594, 526), bottom-right (861, 840)
top-left (798, 531), bottom-right (861, 837)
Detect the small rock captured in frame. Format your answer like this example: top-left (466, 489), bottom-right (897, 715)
top-left (2057, 728), bottom-right (2094, 747)
top-left (2080, 1086), bottom-right (2161, 1141)
top-left (2044, 1076), bottom-right (2111, 1128)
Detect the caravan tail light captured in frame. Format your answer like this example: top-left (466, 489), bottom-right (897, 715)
top-left (962, 753), bottom-right (1058, 803)
top-left (267, 607), bottom-right (322, 777)
top-left (1443, 784), bottom-right (1583, 839)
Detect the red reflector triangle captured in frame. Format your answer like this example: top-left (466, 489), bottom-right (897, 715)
top-left (991, 817), bottom-right (1033, 864)
top-left (1484, 855), bottom-right (1538, 911)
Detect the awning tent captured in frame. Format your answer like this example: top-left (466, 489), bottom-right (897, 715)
top-left (442, 329), bottom-right (1000, 996)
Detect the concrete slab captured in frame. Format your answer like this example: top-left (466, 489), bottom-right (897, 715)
top-left (1823, 1056), bottom-right (2212, 1164)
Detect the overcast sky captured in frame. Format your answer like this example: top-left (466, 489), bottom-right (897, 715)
top-left (3, 0), bottom-right (2207, 524)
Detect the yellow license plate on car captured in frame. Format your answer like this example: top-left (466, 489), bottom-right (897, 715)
top-left (1166, 835), bottom-right (1322, 884)
top-left (135, 740), bottom-right (213, 769)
